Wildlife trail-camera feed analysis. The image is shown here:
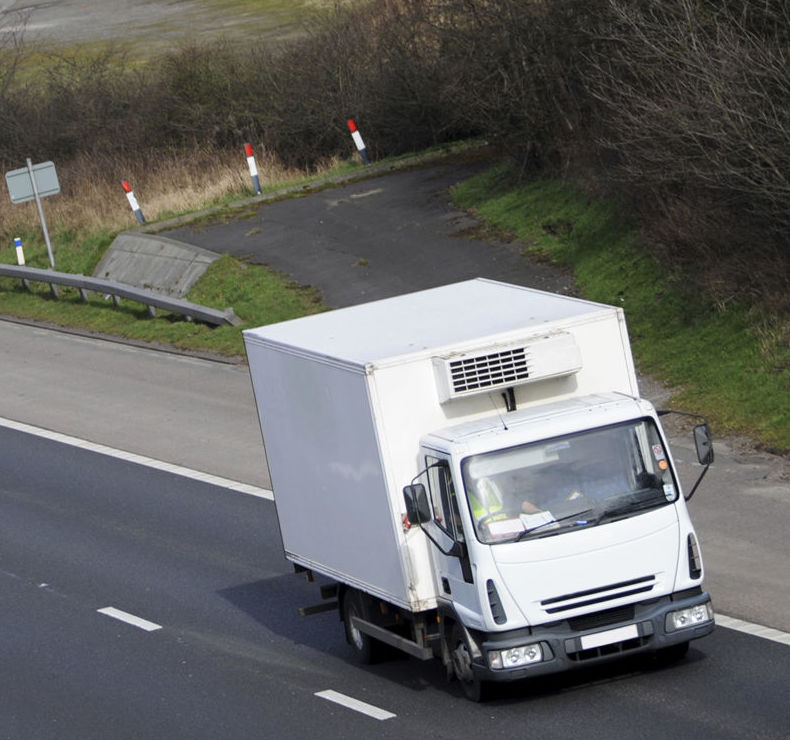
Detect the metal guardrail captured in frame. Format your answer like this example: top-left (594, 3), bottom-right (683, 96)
top-left (0, 264), bottom-right (242, 327)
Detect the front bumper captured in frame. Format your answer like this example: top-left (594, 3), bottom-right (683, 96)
top-left (469, 589), bottom-right (714, 683)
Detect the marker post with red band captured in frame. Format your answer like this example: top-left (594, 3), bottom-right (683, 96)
top-left (122, 180), bottom-right (146, 224)
top-left (244, 143), bottom-right (262, 195)
top-left (347, 119), bottom-right (370, 165)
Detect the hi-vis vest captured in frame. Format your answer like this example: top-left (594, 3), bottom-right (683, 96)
top-left (470, 477), bottom-right (505, 521)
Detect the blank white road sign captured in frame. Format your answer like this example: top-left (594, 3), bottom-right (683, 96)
top-left (6, 161), bottom-right (61, 204)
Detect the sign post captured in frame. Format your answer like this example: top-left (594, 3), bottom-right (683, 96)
top-left (5, 159), bottom-right (60, 268)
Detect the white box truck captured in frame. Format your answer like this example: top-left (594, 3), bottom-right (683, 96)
top-left (243, 278), bottom-right (714, 700)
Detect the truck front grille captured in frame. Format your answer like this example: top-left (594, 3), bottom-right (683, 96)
top-left (542, 576), bottom-right (656, 615)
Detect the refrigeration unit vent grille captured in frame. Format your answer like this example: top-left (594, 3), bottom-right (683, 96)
top-left (433, 332), bottom-right (581, 403)
top-left (449, 347), bottom-right (529, 395)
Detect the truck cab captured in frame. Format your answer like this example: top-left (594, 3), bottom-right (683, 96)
top-left (405, 393), bottom-right (714, 699)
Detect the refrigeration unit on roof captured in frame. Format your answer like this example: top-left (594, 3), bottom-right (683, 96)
top-left (433, 332), bottom-right (582, 403)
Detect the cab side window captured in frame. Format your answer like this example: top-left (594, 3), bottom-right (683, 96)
top-left (426, 457), bottom-right (465, 542)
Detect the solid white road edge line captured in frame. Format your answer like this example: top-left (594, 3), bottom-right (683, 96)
top-left (4, 418), bottom-right (790, 648)
top-left (315, 690), bottom-right (396, 721)
top-left (716, 615), bottom-right (790, 647)
top-left (0, 415), bottom-right (273, 501)
top-left (98, 607), bottom-right (162, 632)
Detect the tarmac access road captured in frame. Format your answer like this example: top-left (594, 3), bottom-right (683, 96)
top-left (1, 160), bottom-right (789, 637)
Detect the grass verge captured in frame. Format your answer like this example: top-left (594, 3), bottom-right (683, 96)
top-left (0, 250), bottom-right (324, 357)
top-left (452, 165), bottom-right (790, 455)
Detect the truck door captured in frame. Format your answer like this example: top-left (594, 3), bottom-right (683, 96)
top-left (423, 454), bottom-right (483, 621)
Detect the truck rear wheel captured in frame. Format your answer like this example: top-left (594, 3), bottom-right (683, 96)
top-left (342, 590), bottom-right (384, 664)
top-left (450, 624), bottom-right (491, 702)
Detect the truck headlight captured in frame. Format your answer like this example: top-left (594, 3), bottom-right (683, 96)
top-left (488, 643), bottom-right (543, 669)
top-left (666, 602), bottom-right (713, 632)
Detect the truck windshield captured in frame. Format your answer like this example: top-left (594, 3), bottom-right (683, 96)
top-left (461, 419), bottom-right (678, 544)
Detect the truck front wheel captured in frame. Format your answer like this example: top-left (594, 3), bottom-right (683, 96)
top-left (450, 624), bottom-right (491, 702)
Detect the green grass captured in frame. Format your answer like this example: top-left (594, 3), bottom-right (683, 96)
top-left (452, 165), bottom-right (790, 454)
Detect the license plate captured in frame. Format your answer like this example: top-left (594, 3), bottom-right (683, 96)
top-left (580, 624), bottom-right (639, 650)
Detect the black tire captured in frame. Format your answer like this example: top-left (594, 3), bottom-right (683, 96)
top-left (450, 624), bottom-right (492, 702)
top-left (342, 590), bottom-right (384, 664)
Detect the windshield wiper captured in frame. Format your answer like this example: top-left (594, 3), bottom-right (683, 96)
top-left (595, 496), bottom-right (663, 525)
top-left (514, 507), bottom-right (596, 541)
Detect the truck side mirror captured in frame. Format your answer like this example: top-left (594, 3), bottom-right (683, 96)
top-left (403, 483), bottom-right (431, 525)
top-left (693, 423), bottom-right (714, 466)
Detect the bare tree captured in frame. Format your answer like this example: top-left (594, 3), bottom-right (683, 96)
top-left (584, 0), bottom-right (790, 238)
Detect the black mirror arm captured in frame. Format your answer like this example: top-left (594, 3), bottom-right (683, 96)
top-left (685, 462), bottom-right (710, 502)
top-left (654, 409), bottom-right (714, 500)
top-left (416, 526), bottom-right (465, 558)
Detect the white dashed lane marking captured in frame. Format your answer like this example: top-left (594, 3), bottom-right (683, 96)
top-left (98, 607), bottom-right (162, 632)
top-left (315, 690), bottom-right (396, 721)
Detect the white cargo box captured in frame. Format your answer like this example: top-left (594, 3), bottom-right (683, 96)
top-left (243, 279), bottom-right (638, 611)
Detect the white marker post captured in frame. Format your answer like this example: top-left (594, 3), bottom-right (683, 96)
top-left (244, 143), bottom-right (261, 194)
top-left (121, 180), bottom-right (146, 224)
top-left (13, 236), bottom-right (30, 290)
top-left (13, 237), bottom-right (25, 265)
top-left (347, 119), bottom-right (371, 165)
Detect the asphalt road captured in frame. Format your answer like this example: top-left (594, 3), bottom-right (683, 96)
top-left (0, 320), bottom-right (266, 487)
top-left (166, 161), bottom-right (576, 308)
top-left (1, 425), bottom-right (788, 739)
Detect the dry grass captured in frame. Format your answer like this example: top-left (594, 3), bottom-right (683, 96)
top-left (0, 145), bottom-right (320, 245)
